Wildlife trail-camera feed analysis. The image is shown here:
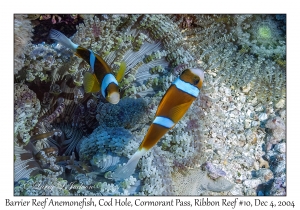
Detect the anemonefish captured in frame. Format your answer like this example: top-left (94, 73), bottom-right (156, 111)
top-left (49, 29), bottom-right (126, 104)
top-left (112, 68), bottom-right (204, 180)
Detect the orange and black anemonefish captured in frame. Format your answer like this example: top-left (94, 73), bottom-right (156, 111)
top-left (49, 29), bottom-right (126, 104)
top-left (112, 68), bottom-right (204, 180)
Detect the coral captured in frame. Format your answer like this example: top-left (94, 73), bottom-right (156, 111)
top-left (14, 174), bottom-right (72, 196)
top-left (172, 166), bottom-right (234, 195)
top-left (249, 168), bottom-right (275, 196)
top-left (171, 14), bottom-right (286, 106)
top-left (146, 146), bottom-right (174, 195)
top-left (90, 151), bottom-right (126, 173)
top-left (265, 116), bottom-right (286, 151)
top-left (14, 83), bottom-right (41, 145)
top-left (270, 174), bottom-right (286, 195)
top-left (54, 123), bottom-right (84, 156)
top-left (14, 14), bottom-right (286, 196)
top-left (203, 161), bottom-right (226, 180)
top-left (38, 14), bottom-right (81, 25)
top-left (79, 126), bottom-right (139, 162)
top-left (96, 97), bottom-right (148, 130)
top-left (14, 144), bottom-right (41, 182)
top-left (16, 42), bottom-right (72, 82)
top-left (264, 138), bottom-right (286, 195)
top-left (30, 14), bottom-right (84, 44)
top-left (258, 157), bottom-right (270, 169)
top-left (42, 98), bottom-right (65, 126)
top-left (236, 15), bottom-right (286, 58)
top-left (14, 15), bottom-right (34, 74)
top-left (30, 128), bottom-right (62, 151)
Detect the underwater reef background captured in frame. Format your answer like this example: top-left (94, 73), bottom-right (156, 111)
top-left (14, 14), bottom-right (286, 195)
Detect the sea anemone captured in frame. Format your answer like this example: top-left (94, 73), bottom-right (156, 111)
top-left (14, 14), bottom-right (285, 196)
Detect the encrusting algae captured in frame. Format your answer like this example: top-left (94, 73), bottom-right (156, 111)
top-left (14, 14), bottom-right (286, 196)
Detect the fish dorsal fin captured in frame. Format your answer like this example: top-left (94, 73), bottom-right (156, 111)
top-left (169, 102), bottom-right (192, 123)
top-left (74, 52), bottom-right (83, 59)
top-left (116, 61), bottom-right (126, 82)
top-left (83, 72), bottom-right (100, 93)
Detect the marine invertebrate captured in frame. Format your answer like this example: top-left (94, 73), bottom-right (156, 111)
top-left (112, 68), bottom-right (204, 180)
top-left (90, 151), bottom-right (126, 173)
top-left (14, 83), bottom-right (41, 145)
top-left (171, 14), bottom-right (286, 106)
top-left (14, 144), bottom-right (41, 182)
top-left (30, 14), bottom-right (84, 44)
top-left (14, 174), bottom-right (72, 196)
top-left (248, 15), bottom-right (286, 57)
top-left (172, 165), bottom-right (234, 195)
top-left (96, 97), bottom-right (148, 130)
top-left (79, 126), bottom-right (139, 162)
top-left (265, 116), bottom-right (285, 151)
top-left (16, 41), bottom-right (70, 82)
top-left (49, 29), bottom-right (126, 104)
top-left (55, 122), bottom-right (85, 157)
top-left (264, 139), bottom-right (286, 195)
top-left (78, 118), bottom-right (205, 195)
top-left (14, 14), bottom-right (286, 196)
top-left (258, 157), bottom-right (270, 169)
top-left (202, 161), bottom-right (226, 180)
top-left (270, 175), bottom-right (286, 195)
top-left (29, 128), bottom-right (62, 152)
top-left (14, 15), bottom-right (34, 74)
top-left (41, 97), bottom-right (65, 127)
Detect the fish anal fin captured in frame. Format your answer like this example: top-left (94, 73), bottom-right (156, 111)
top-left (116, 61), bottom-right (126, 82)
top-left (169, 102), bottom-right (192, 123)
top-left (83, 72), bottom-right (100, 93)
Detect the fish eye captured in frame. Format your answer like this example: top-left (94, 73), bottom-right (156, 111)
top-left (193, 77), bottom-right (200, 85)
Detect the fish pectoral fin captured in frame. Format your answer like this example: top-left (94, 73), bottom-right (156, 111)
top-left (169, 102), bottom-right (192, 123)
top-left (116, 61), bottom-right (126, 82)
top-left (83, 72), bottom-right (100, 93)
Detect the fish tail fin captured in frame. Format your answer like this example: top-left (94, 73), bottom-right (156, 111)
top-left (116, 61), bottom-right (126, 82)
top-left (83, 72), bottom-right (100, 93)
top-left (49, 29), bottom-right (78, 51)
top-left (112, 148), bottom-right (147, 181)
